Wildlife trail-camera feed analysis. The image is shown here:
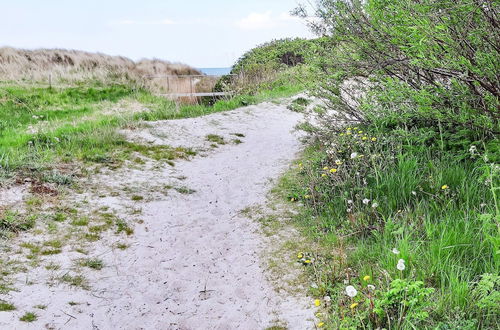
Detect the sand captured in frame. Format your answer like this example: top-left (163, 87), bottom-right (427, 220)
top-left (0, 101), bottom-right (314, 329)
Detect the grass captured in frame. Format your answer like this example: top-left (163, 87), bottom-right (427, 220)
top-left (0, 300), bottom-right (16, 311)
top-left (19, 312), bottom-right (37, 322)
top-left (77, 258), bottom-right (104, 270)
top-left (278, 125), bottom-right (499, 328)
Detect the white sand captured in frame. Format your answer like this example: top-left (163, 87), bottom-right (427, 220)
top-left (0, 102), bottom-right (314, 329)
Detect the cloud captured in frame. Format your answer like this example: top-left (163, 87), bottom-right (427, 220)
top-left (109, 19), bottom-right (175, 26)
top-left (235, 11), bottom-right (303, 30)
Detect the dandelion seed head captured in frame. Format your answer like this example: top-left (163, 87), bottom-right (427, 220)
top-left (346, 285), bottom-right (358, 297)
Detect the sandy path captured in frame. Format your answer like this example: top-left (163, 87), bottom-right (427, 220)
top-left (1, 102), bottom-right (314, 329)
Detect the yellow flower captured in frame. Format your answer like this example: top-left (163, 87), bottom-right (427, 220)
top-left (441, 185), bottom-right (449, 190)
top-left (353, 127), bottom-right (359, 130)
top-left (362, 137), bottom-right (368, 140)
top-left (317, 322), bottom-right (325, 328)
top-left (335, 160), bottom-right (343, 165)
top-left (363, 275), bottom-right (371, 281)
top-left (371, 137), bottom-right (377, 142)
top-left (346, 132), bottom-right (352, 135)
top-left (339, 133), bottom-right (345, 136)
top-left (321, 174), bottom-right (327, 177)
top-left (304, 195), bottom-right (311, 199)
top-left (305, 259), bottom-right (312, 264)
top-left (350, 302), bottom-right (358, 309)
top-left (358, 130), bottom-right (363, 134)
top-left (314, 299), bottom-right (321, 307)
top-left (347, 127), bottom-right (352, 130)
top-left (330, 168), bottom-right (338, 173)
top-left (297, 253), bottom-right (303, 259)
top-left (323, 166), bottom-right (329, 170)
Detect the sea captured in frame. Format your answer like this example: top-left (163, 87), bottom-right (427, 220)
top-left (197, 67), bottom-right (232, 76)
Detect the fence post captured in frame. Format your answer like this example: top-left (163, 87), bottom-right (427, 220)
top-left (49, 73), bottom-right (52, 88)
top-left (190, 76), bottom-right (193, 94)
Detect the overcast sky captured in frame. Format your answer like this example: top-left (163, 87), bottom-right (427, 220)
top-left (0, 0), bottom-right (314, 67)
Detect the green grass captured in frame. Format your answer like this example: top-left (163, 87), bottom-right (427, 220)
top-left (278, 125), bottom-right (499, 329)
top-left (0, 82), bottom-right (300, 185)
top-left (0, 300), bottom-right (16, 311)
top-left (19, 312), bottom-right (37, 322)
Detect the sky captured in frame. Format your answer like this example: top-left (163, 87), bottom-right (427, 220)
top-left (0, 0), bottom-right (314, 68)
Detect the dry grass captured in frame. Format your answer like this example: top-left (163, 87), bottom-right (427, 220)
top-left (0, 47), bottom-right (202, 92)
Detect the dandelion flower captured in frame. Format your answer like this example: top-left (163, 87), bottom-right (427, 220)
top-left (362, 198), bottom-right (370, 205)
top-left (362, 136), bottom-right (368, 140)
top-left (372, 202), bottom-right (379, 208)
top-left (371, 137), bottom-right (377, 142)
top-left (330, 168), bottom-right (338, 173)
top-left (347, 200), bottom-right (353, 204)
top-left (398, 258), bottom-right (405, 264)
top-left (321, 174), bottom-right (327, 177)
top-left (397, 259), bottom-right (406, 271)
top-left (441, 185), bottom-right (449, 190)
top-left (350, 152), bottom-right (358, 159)
top-left (305, 259), bottom-right (312, 264)
top-left (314, 299), bottom-right (321, 307)
top-left (350, 302), bottom-right (358, 309)
top-left (317, 322), bottom-right (325, 328)
top-left (392, 248), bottom-right (400, 255)
top-left (367, 284), bottom-right (375, 291)
top-left (358, 130), bottom-right (363, 134)
top-left (323, 166), bottom-right (329, 170)
top-left (339, 133), bottom-right (345, 136)
top-left (363, 275), bottom-right (371, 281)
top-left (346, 285), bottom-right (358, 297)
top-left (297, 253), bottom-right (303, 259)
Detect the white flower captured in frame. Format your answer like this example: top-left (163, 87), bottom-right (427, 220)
top-left (362, 198), bottom-right (370, 205)
top-left (347, 200), bottom-right (353, 204)
top-left (372, 202), bottom-right (379, 208)
top-left (350, 152), bottom-right (358, 159)
top-left (367, 285), bottom-right (375, 291)
top-left (324, 296), bottom-right (331, 302)
top-left (397, 262), bottom-right (406, 271)
top-left (469, 145), bottom-right (477, 153)
top-left (411, 191), bottom-right (417, 196)
top-left (398, 258), bottom-right (405, 264)
top-left (346, 285), bottom-right (358, 297)
top-left (392, 248), bottom-right (400, 255)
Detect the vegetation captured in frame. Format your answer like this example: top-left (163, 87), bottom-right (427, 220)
top-left (273, 0), bottom-right (500, 328)
top-left (217, 38), bottom-right (326, 95)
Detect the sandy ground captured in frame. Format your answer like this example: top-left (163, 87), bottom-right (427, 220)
top-left (0, 101), bottom-right (315, 329)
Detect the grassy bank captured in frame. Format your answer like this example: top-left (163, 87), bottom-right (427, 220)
top-left (278, 119), bottom-right (498, 329)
